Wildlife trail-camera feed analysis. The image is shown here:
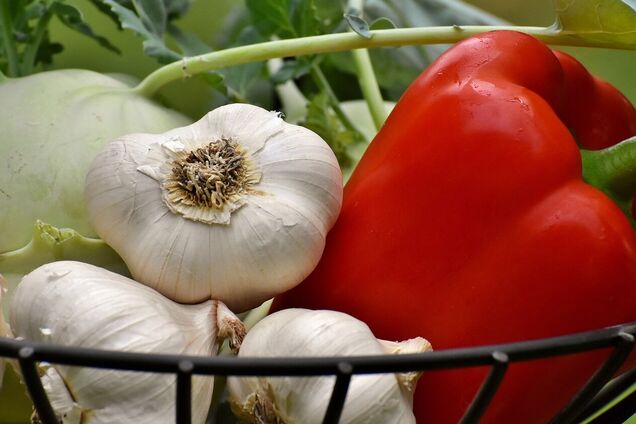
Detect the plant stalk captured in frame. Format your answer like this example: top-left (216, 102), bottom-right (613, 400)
top-left (0, 0), bottom-right (19, 77)
top-left (19, 10), bottom-right (54, 75)
top-left (351, 49), bottom-right (386, 130)
top-left (348, 0), bottom-right (387, 130)
top-left (133, 25), bottom-right (611, 98)
top-left (309, 65), bottom-right (359, 134)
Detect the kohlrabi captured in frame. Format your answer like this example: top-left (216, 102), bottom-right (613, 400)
top-left (0, 70), bottom-right (190, 254)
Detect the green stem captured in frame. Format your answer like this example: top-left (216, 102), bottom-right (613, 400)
top-left (348, 0), bottom-right (387, 130)
top-left (351, 48), bottom-right (386, 130)
top-left (581, 136), bottom-right (636, 227)
top-left (19, 9), bottom-right (53, 75)
top-left (310, 65), bottom-right (359, 134)
top-left (134, 25), bottom-right (611, 98)
top-left (0, 0), bottom-right (19, 77)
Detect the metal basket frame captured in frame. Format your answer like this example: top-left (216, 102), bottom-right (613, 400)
top-left (1, 322), bottom-right (636, 424)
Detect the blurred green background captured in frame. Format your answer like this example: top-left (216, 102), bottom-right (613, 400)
top-left (1, 0), bottom-right (635, 423)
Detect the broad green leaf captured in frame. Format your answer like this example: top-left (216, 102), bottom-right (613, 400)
top-left (246, 0), bottom-right (296, 37)
top-left (167, 23), bottom-right (211, 56)
top-left (218, 27), bottom-right (269, 102)
top-left (132, 0), bottom-right (167, 37)
top-left (246, 0), bottom-right (320, 39)
top-left (553, 0), bottom-right (636, 48)
top-left (290, 0), bottom-right (321, 37)
top-left (200, 71), bottom-right (228, 96)
top-left (103, 0), bottom-right (181, 63)
top-left (163, 0), bottom-right (193, 19)
top-left (271, 56), bottom-right (320, 84)
top-left (52, 3), bottom-right (120, 54)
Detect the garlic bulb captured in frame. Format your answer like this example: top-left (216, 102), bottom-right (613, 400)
top-left (9, 261), bottom-right (245, 424)
top-left (85, 103), bottom-right (343, 312)
top-left (227, 309), bottom-right (432, 424)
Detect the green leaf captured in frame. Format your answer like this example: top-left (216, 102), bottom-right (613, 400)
top-left (291, 0), bottom-right (321, 37)
top-left (246, 0), bottom-right (321, 39)
top-left (553, 0), bottom-right (636, 48)
top-left (302, 92), bottom-right (366, 169)
top-left (33, 35), bottom-right (63, 65)
top-left (271, 56), bottom-right (319, 84)
top-left (132, 0), bottom-right (167, 37)
top-left (51, 3), bottom-right (121, 54)
top-left (167, 23), bottom-right (210, 56)
top-left (162, 0), bottom-right (193, 19)
top-left (218, 27), bottom-right (268, 101)
top-left (370, 17), bottom-right (397, 30)
top-left (200, 71), bottom-right (228, 96)
top-left (102, 0), bottom-right (180, 63)
top-left (345, 13), bottom-right (372, 39)
top-left (246, 0), bottom-right (296, 37)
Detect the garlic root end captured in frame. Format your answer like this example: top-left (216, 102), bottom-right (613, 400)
top-left (214, 300), bottom-right (246, 354)
top-left (379, 336), bottom-right (432, 393)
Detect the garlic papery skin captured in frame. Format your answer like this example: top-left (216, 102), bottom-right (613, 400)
top-left (9, 261), bottom-right (245, 424)
top-left (227, 309), bottom-right (432, 424)
top-left (85, 103), bottom-right (343, 312)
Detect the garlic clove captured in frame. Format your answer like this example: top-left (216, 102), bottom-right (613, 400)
top-left (227, 309), bottom-right (431, 424)
top-left (9, 261), bottom-right (245, 424)
top-left (85, 104), bottom-right (343, 311)
top-left (379, 338), bottom-right (433, 395)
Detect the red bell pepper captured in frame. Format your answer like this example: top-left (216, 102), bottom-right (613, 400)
top-left (273, 30), bottom-right (636, 423)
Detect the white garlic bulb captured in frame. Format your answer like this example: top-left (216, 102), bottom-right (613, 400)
top-left (9, 261), bottom-right (245, 424)
top-left (85, 103), bottom-right (343, 312)
top-left (227, 309), bottom-right (432, 424)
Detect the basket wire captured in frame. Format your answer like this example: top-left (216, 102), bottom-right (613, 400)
top-left (1, 322), bottom-right (636, 424)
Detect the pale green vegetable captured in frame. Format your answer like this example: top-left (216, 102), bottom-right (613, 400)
top-left (0, 69), bottom-right (190, 254)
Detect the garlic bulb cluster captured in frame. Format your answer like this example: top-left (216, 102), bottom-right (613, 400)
top-left (9, 261), bottom-right (245, 424)
top-left (85, 103), bottom-right (343, 312)
top-left (227, 309), bottom-right (432, 424)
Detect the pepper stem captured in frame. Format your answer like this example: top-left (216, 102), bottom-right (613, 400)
top-left (581, 136), bottom-right (636, 227)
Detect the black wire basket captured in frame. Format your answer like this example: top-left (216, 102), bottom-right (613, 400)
top-left (1, 321), bottom-right (636, 424)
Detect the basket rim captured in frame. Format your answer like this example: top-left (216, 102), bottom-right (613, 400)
top-left (1, 320), bottom-right (635, 376)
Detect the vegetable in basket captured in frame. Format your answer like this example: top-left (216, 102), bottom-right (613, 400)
top-left (84, 103), bottom-right (342, 312)
top-left (9, 261), bottom-right (245, 424)
top-left (228, 308), bottom-right (431, 423)
top-left (272, 30), bottom-right (636, 424)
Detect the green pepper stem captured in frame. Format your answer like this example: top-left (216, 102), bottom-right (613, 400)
top-left (581, 136), bottom-right (636, 227)
top-left (134, 25), bottom-right (617, 98)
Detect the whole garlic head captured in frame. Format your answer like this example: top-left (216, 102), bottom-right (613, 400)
top-left (228, 309), bottom-right (432, 424)
top-left (9, 261), bottom-right (245, 424)
top-left (85, 104), bottom-right (342, 312)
